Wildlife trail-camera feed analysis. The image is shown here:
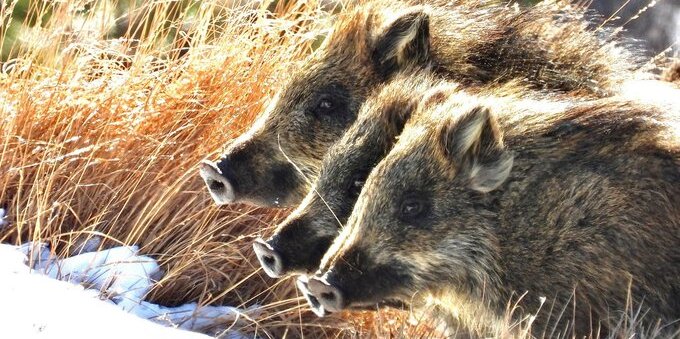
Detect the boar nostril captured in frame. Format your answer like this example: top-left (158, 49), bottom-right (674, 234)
top-left (199, 160), bottom-right (236, 205)
top-left (252, 238), bottom-right (285, 278)
top-left (321, 292), bottom-right (336, 302)
top-left (297, 276), bottom-right (326, 317)
top-left (307, 294), bottom-right (321, 309)
top-left (307, 277), bottom-right (344, 314)
top-left (262, 254), bottom-right (276, 266)
top-left (207, 179), bottom-right (224, 192)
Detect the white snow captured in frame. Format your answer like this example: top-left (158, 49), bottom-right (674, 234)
top-left (0, 240), bottom-right (257, 339)
top-left (0, 208), bottom-right (7, 228)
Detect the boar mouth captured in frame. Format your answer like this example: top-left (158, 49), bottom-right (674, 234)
top-left (296, 276), bottom-right (408, 317)
top-left (348, 299), bottom-right (409, 311)
top-left (297, 275), bottom-right (327, 316)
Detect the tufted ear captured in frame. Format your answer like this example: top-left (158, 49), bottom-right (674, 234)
top-left (440, 106), bottom-right (513, 193)
top-left (385, 95), bottom-right (422, 135)
top-left (371, 9), bottom-right (430, 78)
top-left (419, 84), bottom-right (460, 111)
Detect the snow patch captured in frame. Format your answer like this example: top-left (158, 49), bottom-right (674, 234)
top-left (0, 241), bottom-right (257, 338)
top-left (69, 235), bottom-right (103, 256)
top-left (0, 208), bottom-right (7, 228)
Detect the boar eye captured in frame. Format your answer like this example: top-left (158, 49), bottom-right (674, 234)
top-left (318, 98), bottom-right (333, 109)
top-left (307, 83), bottom-right (351, 123)
top-left (314, 95), bottom-right (335, 115)
top-left (399, 197), bottom-right (425, 220)
top-left (349, 176), bottom-right (365, 196)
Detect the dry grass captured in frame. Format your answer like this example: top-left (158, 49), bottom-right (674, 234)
top-left (1, 0), bottom-right (340, 337)
top-left (0, 1), bottom-right (676, 338)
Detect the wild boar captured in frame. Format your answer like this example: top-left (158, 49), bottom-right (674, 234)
top-left (252, 73), bottom-right (540, 279)
top-left (200, 0), bottom-right (640, 208)
top-left (306, 89), bottom-right (680, 337)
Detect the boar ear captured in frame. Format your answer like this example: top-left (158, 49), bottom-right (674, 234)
top-left (372, 9), bottom-right (430, 78)
top-left (385, 97), bottom-right (418, 133)
top-left (441, 106), bottom-right (513, 193)
top-left (420, 84), bottom-right (461, 111)
top-left (421, 87), bottom-right (450, 110)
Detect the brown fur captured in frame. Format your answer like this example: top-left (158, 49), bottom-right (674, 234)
top-left (259, 72), bottom-right (549, 277)
top-left (333, 0), bottom-right (640, 95)
top-left (662, 60), bottom-right (680, 85)
top-left (311, 90), bottom-right (680, 337)
top-left (260, 72), bottom-right (438, 276)
top-left (202, 0), bottom-right (642, 208)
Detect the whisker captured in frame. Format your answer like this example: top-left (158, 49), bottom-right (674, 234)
top-left (276, 133), bottom-right (345, 229)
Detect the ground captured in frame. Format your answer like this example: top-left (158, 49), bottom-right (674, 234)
top-left (0, 233), bottom-right (253, 339)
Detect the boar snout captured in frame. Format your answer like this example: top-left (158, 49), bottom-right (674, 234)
top-left (202, 135), bottom-right (307, 208)
top-left (253, 229), bottom-right (335, 277)
top-left (199, 160), bottom-right (236, 205)
top-left (307, 276), bottom-right (345, 315)
top-left (300, 274), bottom-right (410, 316)
top-left (296, 276), bottom-right (326, 317)
top-left (261, 216), bottom-right (337, 276)
top-left (252, 238), bottom-right (285, 278)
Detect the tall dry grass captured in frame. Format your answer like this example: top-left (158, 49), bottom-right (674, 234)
top-left (0, 1), bottom-right (676, 338)
top-left (1, 0), bottom-right (341, 337)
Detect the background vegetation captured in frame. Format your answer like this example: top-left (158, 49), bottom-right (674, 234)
top-left (0, 0), bottom-right (444, 337)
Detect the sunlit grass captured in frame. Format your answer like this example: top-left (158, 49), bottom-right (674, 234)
top-left (0, 1), bottom-right (360, 337)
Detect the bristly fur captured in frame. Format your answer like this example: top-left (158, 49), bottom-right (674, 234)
top-left (327, 0), bottom-right (643, 96)
top-left (314, 88), bottom-right (680, 337)
top-left (662, 60), bottom-right (680, 84)
top-left (263, 71), bottom-right (541, 277)
top-left (207, 0), bottom-right (645, 208)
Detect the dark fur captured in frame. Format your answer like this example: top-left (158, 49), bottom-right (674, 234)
top-left (314, 91), bottom-right (680, 337)
top-left (265, 73), bottom-right (446, 275)
top-left (662, 61), bottom-right (680, 85)
top-left (264, 73), bottom-right (542, 277)
top-left (204, 0), bottom-right (641, 207)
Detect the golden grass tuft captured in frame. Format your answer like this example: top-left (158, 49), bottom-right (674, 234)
top-left (0, 0), bottom-right (358, 337)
